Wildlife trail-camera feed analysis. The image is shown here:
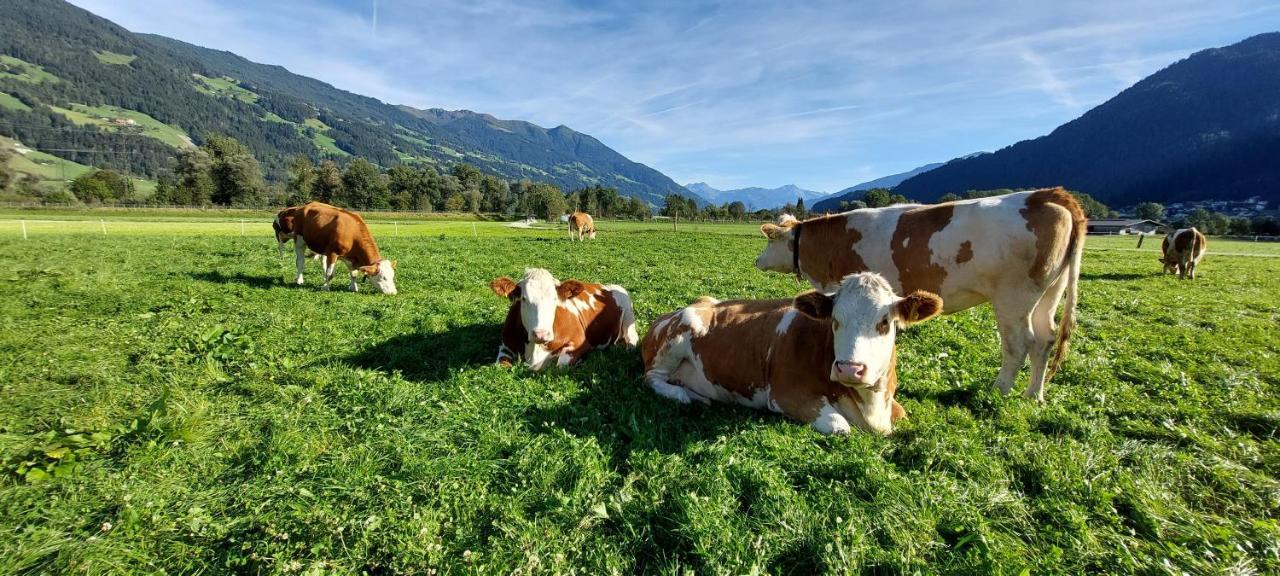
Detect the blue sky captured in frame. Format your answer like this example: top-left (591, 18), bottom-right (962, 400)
top-left (72, 1), bottom-right (1280, 193)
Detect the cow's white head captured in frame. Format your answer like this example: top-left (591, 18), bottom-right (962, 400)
top-left (490, 268), bottom-right (584, 345)
top-left (755, 214), bottom-right (799, 273)
top-left (792, 272), bottom-right (942, 387)
top-left (358, 259), bottom-right (398, 294)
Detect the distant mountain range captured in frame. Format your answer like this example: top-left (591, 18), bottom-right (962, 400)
top-left (893, 32), bottom-right (1280, 205)
top-left (683, 182), bottom-right (825, 210)
top-left (0, 0), bottom-right (695, 205)
top-left (810, 158), bottom-right (969, 212)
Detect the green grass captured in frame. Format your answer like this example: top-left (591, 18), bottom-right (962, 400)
top-left (192, 74), bottom-right (259, 103)
top-left (0, 219), bottom-right (1276, 574)
top-left (0, 55), bottom-right (59, 84)
top-left (92, 50), bottom-right (136, 66)
top-left (0, 92), bottom-right (31, 112)
top-left (48, 103), bottom-right (192, 149)
top-left (301, 118), bottom-right (348, 157)
top-left (2, 136), bottom-right (93, 181)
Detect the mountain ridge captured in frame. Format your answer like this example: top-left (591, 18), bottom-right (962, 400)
top-left (682, 182), bottom-right (824, 210)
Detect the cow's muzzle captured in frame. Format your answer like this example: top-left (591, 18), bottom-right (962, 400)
top-left (831, 361), bottom-right (869, 384)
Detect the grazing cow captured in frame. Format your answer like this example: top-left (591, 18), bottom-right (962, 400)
top-left (642, 272), bottom-right (942, 435)
top-left (754, 188), bottom-right (1085, 401)
top-left (569, 212), bottom-right (596, 241)
top-left (490, 268), bottom-right (638, 369)
top-left (1161, 227), bottom-right (1207, 280)
top-left (273, 202), bottom-right (398, 294)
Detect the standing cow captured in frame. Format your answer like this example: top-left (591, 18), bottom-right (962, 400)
top-left (273, 202), bottom-right (398, 294)
top-left (490, 268), bottom-right (637, 369)
top-left (643, 272), bottom-right (943, 435)
top-left (754, 188), bottom-right (1085, 401)
top-left (569, 212), bottom-right (596, 241)
top-left (1161, 227), bottom-right (1207, 280)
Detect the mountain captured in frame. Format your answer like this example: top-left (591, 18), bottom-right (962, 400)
top-left (893, 33), bottom-right (1280, 205)
top-left (0, 0), bottom-right (693, 205)
top-left (682, 182), bottom-right (825, 210)
top-left (811, 161), bottom-right (948, 212)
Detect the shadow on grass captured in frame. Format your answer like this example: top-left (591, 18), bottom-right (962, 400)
top-left (345, 322), bottom-right (500, 382)
top-left (1080, 271), bottom-right (1161, 281)
top-left (189, 270), bottom-right (282, 289)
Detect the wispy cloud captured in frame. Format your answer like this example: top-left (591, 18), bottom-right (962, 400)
top-left (70, 0), bottom-right (1280, 192)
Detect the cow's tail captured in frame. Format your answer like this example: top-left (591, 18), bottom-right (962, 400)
top-left (1046, 196), bottom-right (1087, 382)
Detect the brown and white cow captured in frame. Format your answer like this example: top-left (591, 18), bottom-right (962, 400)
top-left (642, 272), bottom-right (943, 435)
top-left (754, 188), bottom-right (1085, 401)
top-left (273, 202), bottom-right (398, 294)
top-left (490, 268), bottom-right (637, 369)
top-left (568, 212), bottom-right (596, 241)
top-left (1161, 227), bottom-right (1206, 280)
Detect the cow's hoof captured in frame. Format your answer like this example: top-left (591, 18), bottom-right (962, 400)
top-left (812, 411), bottom-right (851, 435)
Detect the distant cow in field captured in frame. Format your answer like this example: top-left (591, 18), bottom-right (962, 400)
top-left (490, 268), bottom-right (637, 369)
top-left (273, 202), bottom-right (398, 294)
top-left (1161, 227), bottom-right (1207, 280)
top-left (643, 272), bottom-right (943, 435)
top-left (569, 212), bottom-right (596, 241)
top-left (754, 188), bottom-right (1085, 401)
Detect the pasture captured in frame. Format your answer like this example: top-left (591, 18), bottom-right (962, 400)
top-left (0, 214), bottom-right (1277, 574)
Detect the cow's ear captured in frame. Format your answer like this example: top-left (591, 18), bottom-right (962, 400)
top-left (895, 291), bottom-right (942, 326)
top-left (490, 276), bottom-right (519, 299)
top-left (891, 399), bottom-right (907, 422)
top-left (557, 280), bottom-right (586, 299)
top-left (793, 291), bottom-right (834, 319)
top-left (761, 223), bottom-right (788, 239)
top-left (358, 264), bottom-right (380, 277)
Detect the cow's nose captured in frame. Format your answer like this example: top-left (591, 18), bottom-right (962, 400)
top-left (832, 361), bottom-right (867, 382)
top-left (533, 329), bottom-right (551, 343)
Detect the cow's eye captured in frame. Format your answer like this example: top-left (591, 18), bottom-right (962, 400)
top-left (832, 320), bottom-right (840, 332)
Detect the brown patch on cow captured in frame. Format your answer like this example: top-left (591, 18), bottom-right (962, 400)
top-left (955, 240), bottom-right (973, 264)
top-left (796, 215), bottom-right (869, 286)
top-left (890, 204), bottom-right (954, 294)
top-left (1020, 188), bottom-right (1086, 283)
top-left (875, 318), bottom-right (890, 335)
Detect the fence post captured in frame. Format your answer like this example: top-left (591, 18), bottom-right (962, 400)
top-left (21, 220), bottom-right (27, 240)
top-left (101, 219), bottom-right (107, 235)
top-left (472, 222), bottom-right (478, 239)
top-left (240, 219), bottom-right (245, 236)
top-left (394, 221), bottom-right (399, 236)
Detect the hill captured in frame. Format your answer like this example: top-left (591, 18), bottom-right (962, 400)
top-left (682, 182), bottom-right (824, 210)
top-left (893, 33), bottom-right (1280, 205)
top-left (0, 0), bottom-right (693, 205)
top-left (811, 160), bottom-right (951, 212)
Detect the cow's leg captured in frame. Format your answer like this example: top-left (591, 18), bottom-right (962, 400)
top-left (1025, 274), bottom-right (1070, 402)
top-left (321, 254), bottom-right (337, 290)
top-left (992, 293), bottom-right (1037, 396)
top-left (810, 401), bottom-right (852, 435)
top-left (645, 337), bottom-right (709, 405)
top-left (293, 238), bottom-right (306, 285)
top-left (345, 261), bottom-right (359, 292)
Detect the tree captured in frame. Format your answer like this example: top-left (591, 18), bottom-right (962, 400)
top-left (1184, 208), bottom-right (1214, 233)
top-left (726, 201), bottom-right (746, 221)
top-left (204, 135), bottom-right (266, 206)
top-left (1071, 192), bottom-right (1113, 219)
top-left (172, 147), bottom-right (215, 206)
top-left (313, 160), bottom-right (343, 204)
top-left (888, 193), bottom-right (910, 205)
top-left (340, 158), bottom-right (389, 209)
top-left (287, 156), bottom-right (316, 205)
top-left (1134, 202), bottom-right (1165, 222)
top-left (840, 200), bottom-right (868, 211)
top-left (795, 197), bottom-right (807, 218)
top-left (862, 188), bottom-right (891, 208)
top-left (938, 193), bottom-right (961, 203)
top-left (70, 169), bottom-right (130, 203)
top-left (443, 193), bottom-right (466, 212)
top-left (526, 183), bottom-right (567, 220)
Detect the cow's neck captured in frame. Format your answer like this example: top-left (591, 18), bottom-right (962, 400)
top-left (795, 216), bottom-right (848, 289)
top-left (345, 239), bottom-right (381, 268)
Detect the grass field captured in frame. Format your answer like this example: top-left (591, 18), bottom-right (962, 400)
top-left (0, 55), bottom-right (59, 84)
top-left (0, 217), bottom-right (1277, 574)
top-left (48, 103), bottom-right (192, 149)
top-left (0, 92), bottom-right (31, 112)
top-left (193, 74), bottom-right (259, 104)
top-left (1, 137), bottom-right (157, 198)
top-left (92, 51), bottom-right (137, 66)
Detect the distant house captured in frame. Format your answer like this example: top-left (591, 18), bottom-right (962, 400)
top-left (109, 117), bottom-right (137, 126)
top-left (1087, 219), bottom-right (1164, 235)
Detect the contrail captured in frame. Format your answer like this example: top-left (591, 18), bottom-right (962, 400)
top-left (372, 0), bottom-right (379, 35)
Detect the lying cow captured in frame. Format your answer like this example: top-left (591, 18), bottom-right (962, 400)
top-left (569, 212), bottom-right (596, 241)
top-left (642, 272), bottom-right (942, 435)
top-left (755, 188), bottom-right (1085, 401)
top-left (273, 201), bottom-right (398, 294)
top-left (490, 268), bottom-right (637, 369)
top-left (1161, 227), bottom-right (1206, 280)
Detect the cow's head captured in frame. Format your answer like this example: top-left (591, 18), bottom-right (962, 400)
top-left (358, 259), bottom-right (398, 294)
top-left (792, 272), bottom-right (942, 387)
top-left (490, 268), bottom-right (583, 346)
top-left (755, 214), bottom-right (799, 273)
top-left (272, 209), bottom-right (298, 254)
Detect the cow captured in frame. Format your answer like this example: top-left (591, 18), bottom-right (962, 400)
top-left (490, 268), bottom-right (638, 369)
top-left (273, 201), bottom-right (398, 294)
top-left (754, 188), bottom-right (1085, 402)
top-left (1161, 227), bottom-right (1206, 280)
top-left (642, 272), bottom-right (942, 435)
top-left (569, 212), bottom-right (596, 241)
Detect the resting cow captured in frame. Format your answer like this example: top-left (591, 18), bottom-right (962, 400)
top-left (755, 188), bottom-right (1084, 401)
top-left (642, 272), bottom-right (942, 435)
top-left (273, 202), bottom-right (398, 294)
top-left (490, 268), bottom-right (637, 369)
top-left (1161, 227), bottom-right (1206, 280)
top-left (569, 212), bottom-right (596, 241)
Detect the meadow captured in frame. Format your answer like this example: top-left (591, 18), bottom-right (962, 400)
top-left (0, 214), bottom-right (1277, 574)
